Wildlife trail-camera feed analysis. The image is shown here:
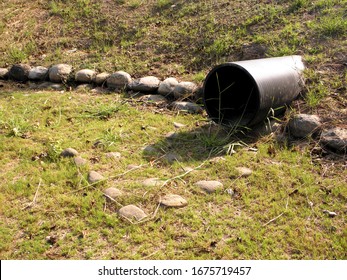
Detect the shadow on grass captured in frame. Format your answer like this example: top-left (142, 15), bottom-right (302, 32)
top-left (142, 121), bottom-right (276, 165)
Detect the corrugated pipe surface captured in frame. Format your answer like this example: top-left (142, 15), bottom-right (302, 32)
top-left (203, 55), bottom-right (305, 127)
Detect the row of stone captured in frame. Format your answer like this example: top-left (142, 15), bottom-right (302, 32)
top-left (0, 63), bottom-right (201, 100)
top-left (287, 114), bottom-right (347, 153)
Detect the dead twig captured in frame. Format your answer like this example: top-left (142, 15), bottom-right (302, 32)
top-left (102, 193), bottom-right (124, 207)
top-left (22, 179), bottom-right (42, 210)
top-left (262, 197), bottom-right (289, 227)
top-left (142, 250), bottom-right (160, 260)
top-left (134, 202), bottom-right (161, 225)
top-left (159, 161), bottom-right (206, 189)
top-left (68, 162), bottom-right (147, 194)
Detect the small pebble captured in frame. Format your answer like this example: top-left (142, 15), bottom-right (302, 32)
top-left (225, 189), bottom-right (235, 197)
top-left (163, 153), bottom-right (180, 164)
top-left (73, 156), bottom-right (87, 166)
top-left (142, 178), bottom-right (163, 187)
top-left (160, 194), bottom-right (188, 208)
top-left (323, 210), bottom-right (337, 218)
top-left (235, 167), bottom-right (253, 177)
top-left (103, 187), bottom-right (123, 199)
top-left (173, 122), bottom-right (186, 128)
top-left (194, 180), bottom-right (223, 194)
top-left (105, 152), bottom-right (121, 159)
top-left (60, 148), bottom-right (78, 158)
top-left (88, 171), bottom-right (104, 184)
top-left (118, 205), bottom-right (147, 221)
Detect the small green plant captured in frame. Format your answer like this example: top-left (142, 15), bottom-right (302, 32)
top-left (127, 0), bottom-right (143, 9)
top-left (303, 69), bottom-right (329, 107)
top-left (192, 71), bottom-right (206, 83)
top-left (95, 127), bottom-right (119, 150)
top-left (81, 104), bottom-right (122, 120)
top-left (289, 0), bottom-right (309, 12)
top-left (7, 47), bottom-right (27, 63)
top-left (4, 117), bottom-right (32, 138)
top-left (46, 140), bottom-right (63, 162)
top-left (311, 16), bottom-right (347, 38)
top-left (205, 37), bottom-right (231, 64)
top-left (155, 0), bottom-right (172, 9)
top-left (313, 0), bottom-right (336, 10)
top-left (304, 81), bottom-right (327, 107)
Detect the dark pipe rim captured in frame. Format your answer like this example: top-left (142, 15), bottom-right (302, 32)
top-left (203, 62), bottom-right (261, 127)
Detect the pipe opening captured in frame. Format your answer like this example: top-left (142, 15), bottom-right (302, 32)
top-left (203, 65), bottom-right (260, 127)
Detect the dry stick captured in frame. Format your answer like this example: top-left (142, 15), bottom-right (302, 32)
top-left (262, 197), bottom-right (289, 227)
top-left (122, 202), bottom-right (162, 225)
top-left (159, 160), bottom-right (207, 189)
top-left (68, 163), bottom-right (148, 194)
top-left (69, 154), bottom-right (169, 194)
top-left (102, 193), bottom-right (124, 207)
top-left (22, 179), bottom-right (42, 210)
top-left (134, 202), bottom-right (162, 225)
top-left (119, 214), bottom-right (135, 224)
top-left (142, 249), bottom-right (160, 260)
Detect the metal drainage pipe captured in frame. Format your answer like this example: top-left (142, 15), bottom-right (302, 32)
top-left (203, 55), bottom-right (305, 127)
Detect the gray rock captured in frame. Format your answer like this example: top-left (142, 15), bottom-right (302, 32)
top-left (194, 180), bottom-right (223, 193)
top-left (163, 153), bottom-right (180, 164)
top-left (0, 68), bottom-right (9, 79)
top-left (8, 64), bottom-right (31, 82)
top-left (288, 114), bottom-right (322, 138)
top-left (142, 178), bottom-right (163, 187)
top-left (73, 156), bottom-right (87, 166)
top-left (75, 84), bottom-right (94, 91)
top-left (94, 72), bottom-right (110, 85)
top-left (36, 82), bottom-right (65, 91)
top-left (320, 127), bottom-right (347, 153)
top-left (60, 148), bottom-right (79, 157)
top-left (49, 64), bottom-right (73, 83)
top-left (105, 152), bottom-right (121, 159)
top-left (127, 164), bottom-right (141, 170)
top-left (235, 167), bottom-right (253, 177)
top-left (158, 77), bottom-right (179, 97)
top-left (194, 87), bottom-right (204, 103)
top-left (107, 71), bottom-right (132, 89)
top-left (75, 69), bottom-right (96, 83)
top-left (128, 76), bottom-right (160, 92)
top-left (88, 171), bottom-right (105, 184)
top-left (143, 145), bottom-right (159, 155)
top-left (165, 131), bottom-right (178, 139)
top-left (173, 81), bottom-right (198, 99)
top-left (139, 94), bottom-right (168, 104)
top-left (28, 66), bottom-right (48, 81)
top-left (75, 84), bottom-right (93, 92)
top-left (160, 194), bottom-right (188, 208)
top-left (171, 101), bottom-right (203, 114)
top-left (118, 205), bottom-right (147, 221)
top-left (103, 187), bottom-right (123, 199)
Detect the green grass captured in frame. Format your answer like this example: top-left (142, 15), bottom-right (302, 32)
top-left (0, 90), bottom-right (346, 260)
